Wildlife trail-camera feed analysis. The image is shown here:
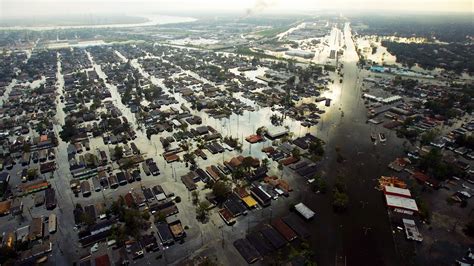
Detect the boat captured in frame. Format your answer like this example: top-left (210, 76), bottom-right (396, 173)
top-left (379, 133), bottom-right (386, 143)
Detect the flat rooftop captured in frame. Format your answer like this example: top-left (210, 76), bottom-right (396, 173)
top-left (385, 194), bottom-right (418, 212)
top-left (384, 185), bottom-right (412, 198)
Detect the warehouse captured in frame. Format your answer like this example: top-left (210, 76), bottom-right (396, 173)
top-left (294, 203), bottom-right (315, 220)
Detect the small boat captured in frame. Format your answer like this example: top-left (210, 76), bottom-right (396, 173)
top-left (379, 133), bottom-right (386, 143)
top-left (370, 133), bottom-right (377, 142)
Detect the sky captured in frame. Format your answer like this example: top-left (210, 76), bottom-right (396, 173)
top-left (0, 0), bottom-right (472, 19)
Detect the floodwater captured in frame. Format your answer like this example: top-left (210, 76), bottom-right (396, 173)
top-left (300, 23), bottom-right (405, 266)
top-left (119, 24), bottom-right (405, 265)
top-left (44, 21), bottom-right (406, 264)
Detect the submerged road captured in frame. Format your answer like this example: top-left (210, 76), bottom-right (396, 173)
top-left (303, 22), bottom-right (406, 266)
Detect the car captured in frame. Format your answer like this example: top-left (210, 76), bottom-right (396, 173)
top-left (90, 243), bottom-right (99, 253)
top-left (107, 239), bottom-right (117, 247)
top-left (21, 168), bottom-right (28, 182)
top-left (379, 133), bottom-right (386, 143)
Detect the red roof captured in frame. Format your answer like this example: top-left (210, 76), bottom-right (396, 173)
top-left (280, 156), bottom-right (299, 166)
top-left (95, 254), bottom-right (111, 266)
top-left (245, 135), bottom-right (263, 143)
top-left (124, 192), bottom-right (135, 208)
top-left (412, 172), bottom-right (429, 183)
top-left (271, 218), bottom-right (297, 242)
top-left (233, 187), bottom-right (249, 198)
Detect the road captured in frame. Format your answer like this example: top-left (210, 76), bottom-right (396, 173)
top-left (300, 22), bottom-right (405, 266)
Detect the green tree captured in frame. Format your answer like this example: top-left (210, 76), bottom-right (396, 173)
top-left (256, 126), bottom-right (266, 136)
top-left (420, 130), bottom-right (438, 146)
top-left (114, 146), bottom-right (124, 160)
top-left (231, 167), bottom-right (245, 180)
top-left (315, 178), bottom-right (328, 194)
top-left (212, 181), bottom-right (231, 202)
top-left (334, 176), bottom-right (347, 193)
top-left (332, 189), bottom-right (349, 212)
top-left (196, 201), bottom-right (210, 222)
top-left (291, 147), bottom-right (301, 159)
top-left (416, 198), bottom-right (431, 222)
top-left (241, 157), bottom-right (255, 171)
top-left (59, 120), bottom-right (77, 142)
top-left (309, 139), bottom-right (324, 158)
top-left (27, 168), bottom-right (38, 180)
top-left (191, 191), bottom-right (200, 206)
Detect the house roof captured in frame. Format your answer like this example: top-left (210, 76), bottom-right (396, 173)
top-left (95, 254), bottom-right (111, 266)
top-left (242, 196), bottom-right (258, 208)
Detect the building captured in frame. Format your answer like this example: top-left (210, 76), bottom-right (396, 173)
top-left (285, 50), bottom-right (315, 59)
top-left (29, 217), bottom-right (44, 241)
top-left (233, 239), bottom-right (262, 264)
top-left (294, 203), bottom-right (315, 220)
top-left (250, 185), bottom-right (271, 207)
top-left (383, 186), bottom-right (411, 198)
top-left (265, 128), bottom-right (289, 140)
top-left (0, 200), bottom-right (11, 216)
top-left (95, 254), bottom-right (111, 266)
top-left (0, 172), bottom-right (10, 196)
top-left (385, 194), bottom-right (419, 215)
top-left (271, 218), bottom-right (297, 242)
top-left (402, 219), bottom-right (423, 242)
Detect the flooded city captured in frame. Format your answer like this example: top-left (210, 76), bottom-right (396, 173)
top-left (0, 1), bottom-right (473, 266)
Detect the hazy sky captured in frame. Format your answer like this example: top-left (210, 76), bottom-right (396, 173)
top-left (1, 0), bottom-right (472, 19)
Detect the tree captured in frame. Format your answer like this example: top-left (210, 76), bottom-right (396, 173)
top-left (256, 126), bottom-right (266, 136)
top-left (332, 176), bottom-right (348, 212)
top-left (191, 191), bottom-right (200, 206)
top-left (416, 198), bottom-right (431, 222)
top-left (114, 146), bottom-right (124, 160)
top-left (316, 178), bottom-right (328, 194)
top-left (420, 130), bottom-right (438, 146)
top-left (231, 167), bottom-right (245, 180)
top-left (241, 157), bottom-right (255, 171)
top-left (196, 201), bottom-right (210, 222)
top-left (308, 139), bottom-right (324, 158)
top-left (332, 189), bottom-right (349, 212)
top-left (22, 143), bottom-right (31, 153)
top-left (27, 168), bottom-right (37, 180)
top-left (278, 162), bottom-right (283, 171)
top-left (464, 220), bottom-right (474, 237)
top-left (212, 181), bottom-right (231, 201)
top-left (291, 147), bottom-right (301, 159)
top-left (59, 120), bottom-right (77, 142)
top-left (155, 213), bottom-right (166, 223)
top-left (334, 176), bottom-right (347, 193)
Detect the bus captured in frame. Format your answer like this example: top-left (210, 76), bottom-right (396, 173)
top-left (48, 213), bottom-right (57, 234)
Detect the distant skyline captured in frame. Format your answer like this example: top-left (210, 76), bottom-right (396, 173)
top-left (1, 0), bottom-right (472, 19)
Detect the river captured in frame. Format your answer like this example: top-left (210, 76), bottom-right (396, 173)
top-left (0, 15), bottom-right (196, 31)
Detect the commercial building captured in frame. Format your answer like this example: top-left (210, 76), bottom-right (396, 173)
top-left (285, 50), bottom-right (315, 59)
top-left (385, 194), bottom-right (419, 215)
top-left (294, 203), bottom-right (315, 220)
